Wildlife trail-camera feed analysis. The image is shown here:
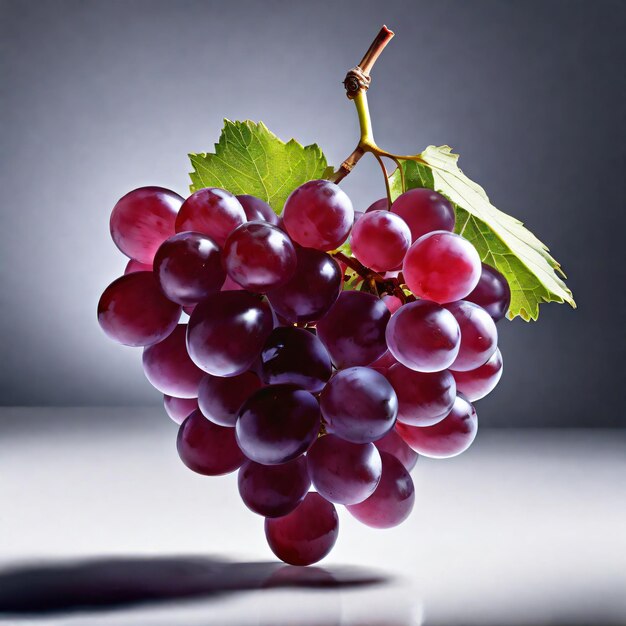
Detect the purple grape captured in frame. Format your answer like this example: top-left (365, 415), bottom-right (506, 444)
top-left (236, 194), bottom-right (280, 225)
top-left (365, 198), bottom-right (389, 212)
top-left (142, 324), bottom-right (205, 398)
top-left (374, 429), bottom-right (418, 471)
top-left (153, 231), bottom-right (225, 305)
top-left (124, 259), bottom-right (153, 274)
top-left (307, 434), bottom-right (382, 504)
top-left (238, 457), bottom-right (311, 517)
top-left (260, 327), bottom-right (332, 393)
top-left (97, 272), bottom-right (181, 347)
top-left (110, 186), bottom-right (183, 264)
top-left (267, 247), bottom-right (342, 323)
top-left (444, 301), bottom-right (498, 372)
top-left (465, 262), bottom-right (511, 322)
top-left (187, 291), bottom-right (273, 377)
top-left (198, 371), bottom-right (262, 427)
top-left (317, 291), bottom-right (390, 368)
top-left (163, 396), bottom-right (198, 425)
top-left (320, 367), bottom-right (397, 444)
top-left (391, 188), bottom-right (455, 241)
top-left (346, 452), bottom-right (415, 528)
top-left (386, 362), bottom-right (456, 426)
top-left (282, 180), bottom-right (354, 251)
top-left (236, 385), bottom-right (321, 465)
top-left (264, 492), bottom-right (339, 566)
top-left (452, 348), bottom-right (503, 401)
top-left (368, 350), bottom-right (398, 375)
top-left (175, 188), bottom-right (246, 247)
top-left (222, 222), bottom-right (296, 292)
top-left (386, 300), bottom-right (460, 372)
top-left (177, 409), bottom-right (245, 475)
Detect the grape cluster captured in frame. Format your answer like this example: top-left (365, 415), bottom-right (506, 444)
top-left (98, 181), bottom-right (510, 566)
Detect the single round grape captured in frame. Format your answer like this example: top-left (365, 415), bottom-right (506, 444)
top-left (346, 452), bottom-right (415, 529)
top-left (365, 197), bottom-right (389, 213)
top-left (374, 429), bottom-right (418, 471)
top-left (142, 324), bottom-right (204, 398)
top-left (391, 188), bottom-right (455, 241)
top-left (163, 395), bottom-right (198, 425)
top-left (264, 492), bottom-right (339, 566)
top-left (382, 294), bottom-right (403, 314)
top-left (396, 395), bottom-right (478, 459)
top-left (236, 385), bottom-right (320, 465)
top-left (97, 272), bottom-right (181, 347)
top-left (466, 262), bottom-right (511, 322)
top-left (187, 291), bottom-right (273, 377)
top-left (124, 259), bottom-right (152, 274)
top-left (403, 231), bottom-right (481, 304)
top-left (387, 363), bottom-right (456, 426)
top-left (317, 291), bottom-right (390, 368)
top-left (267, 247), bottom-right (342, 323)
top-left (444, 301), bottom-right (498, 372)
top-left (307, 434), bottom-right (382, 504)
top-left (198, 371), bottom-right (262, 427)
top-left (222, 222), bottom-right (296, 292)
top-left (175, 188), bottom-right (246, 247)
top-left (110, 186), bottom-right (183, 264)
top-left (177, 409), bottom-right (245, 475)
top-left (351, 210), bottom-right (411, 272)
top-left (260, 327), bottom-right (331, 393)
top-left (238, 457), bottom-right (310, 518)
top-left (153, 231), bottom-right (225, 305)
top-left (282, 180), bottom-right (354, 251)
top-left (452, 348), bottom-right (503, 401)
top-left (386, 300), bottom-right (460, 373)
top-left (320, 367), bottom-right (397, 444)
top-left (368, 350), bottom-right (398, 375)
top-left (236, 194), bottom-right (280, 225)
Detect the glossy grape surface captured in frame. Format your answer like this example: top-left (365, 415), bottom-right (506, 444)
top-left (110, 186), bottom-right (183, 264)
top-left (260, 327), bottom-right (331, 393)
top-left (365, 198), bottom-right (389, 213)
top-left (403, 231), bottom-right (481, 304)
top-left (351, 210), bottom-right (411, 272)
top-left (163, 395), bottom-right (198, 424)
top-left (382, 294), bottom-right (403, 314)
top-left (268, 247), bottom-right (342, 323)
top-left (397, 394), bottom-right (478, 459)
top-left (264, 492), bottom-right (339, 566)
top-left (282, 180), bottom-right (354, 251)
top-left (466, 263), bottom-right (511, 322)
top-left (373, 429), bottom-right (418, 471)
top-left (187, 291), bottom-right (273, 377)
top-left (444, 301), bottom-right (498, 372)
top-left (223, 222), bottom-right (296, 292)
top-left (387, 362), bottom-right (456, 426)
top-left (198, 371), bottom-right (262, 427)
top-left (236, 194), bottom-right (280, 225)
top-left (346, 452), bottom-right (415, 529)
top-left (236, 385), bottom-right (320, 465)
top-left (238, 457), bottom-right (310, 517)
top-left (142, 324), bottom-right (204, 398)
top-left (320, 367), bottom-right (397, 444)
top-left (307, 434), bottom-right (382, 504)
top-left (391, 188), bottom-right (455, 241)
top-left (386, 300), bottom-right (460, 373)
top-left (124, 259), bottom-right (153, 274)
top-left (317, 291), bottom-right (390, 368)
top-left (97, 272), bottom-right (181, 347)
top-left (175, 188), bottom-right (246, 247)
top-left (177, 409), bottom-right (245, 475)
top-left (452, 348), bottom-right (503, 401)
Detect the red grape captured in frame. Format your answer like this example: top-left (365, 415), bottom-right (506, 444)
top-left (163, 395), bottom-right (198, 425)
top-left (124, 259), bottom-right (152, 274)
top-left (385, 300), bottom-right (460, 372)
top-left (175, 187), bottom-right (246, 247)
top-left (466, 262), bottom-right (511, 322)
top-left (264, 492), bottom-right (339, 566)
top-left (368, 350), bottom-right (398, 375)
top-left (97, 272), bottom-right (181, 347)
top-left (365, 197), bottom-right (389, 212)
top-left (452, 348), bottom-right (503, 401)
top-left (177, 409), bottom-right (245, 475)
top-left (346, 452), bottom-right (415, 528)
top-left (282, 180), bottom-right (353, 251)
top-left (198, 371), bottom-right (262, 427)
top-left (403, 231), bottom-right (481, 303)
top-left (236, 194), bottom-right (279, 225)
top-left (110, 186), bottom-right (183, 264)
top-left (374, 429), bottom-right (418, 471)
top-left (382, 294), bottom-right (403, 314)
top-left (221, 274), bottom-right (244, 291)
top-left (391, 188), bottom-right (455, 241)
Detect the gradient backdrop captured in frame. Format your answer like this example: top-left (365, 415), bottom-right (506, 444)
top-left (1, 0), bottom-right (624, 426)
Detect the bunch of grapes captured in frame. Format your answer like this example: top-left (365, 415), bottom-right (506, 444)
top-left (98, 180), bottom-right (510, 566)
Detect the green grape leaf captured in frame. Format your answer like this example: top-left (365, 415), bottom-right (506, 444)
top-left (189, 120), bottom-right (333, 214)
top-left (389, 146), bottom-right (575, 321)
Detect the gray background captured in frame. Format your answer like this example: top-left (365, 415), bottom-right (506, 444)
top-left (1, 0), bottom-right (624, 426)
